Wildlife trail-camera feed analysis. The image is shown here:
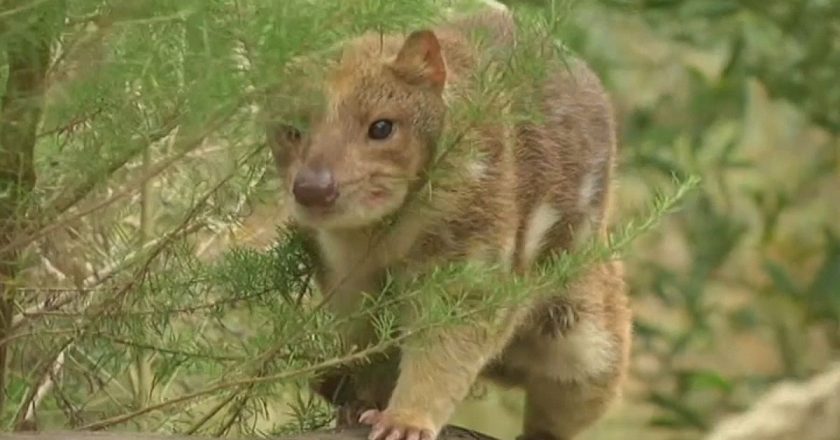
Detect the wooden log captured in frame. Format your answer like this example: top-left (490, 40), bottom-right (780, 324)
top-left (0, 425), bottom-right (499, 440)
top-left (705, 363), bottom-right (840, 440)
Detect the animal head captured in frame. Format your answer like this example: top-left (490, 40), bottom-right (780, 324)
top-left (268, 30), bottom-right (448, 230)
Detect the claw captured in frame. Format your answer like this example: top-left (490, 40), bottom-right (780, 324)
top-left (385, 428), bottom-right (404, 440)
top-left (360, 409), bottom-right (381, 424)
top-left (369, 425), bottom-right (386, 440)
top-left (358, 408), bottom-right (436, 440)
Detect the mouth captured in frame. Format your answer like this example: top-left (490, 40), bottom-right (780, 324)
top-left (292, 188), bottom-right (392, 214)
top-left (288, 178), bottom-right (407, 228)
top-left (287, 191), bottom-right (336, 220)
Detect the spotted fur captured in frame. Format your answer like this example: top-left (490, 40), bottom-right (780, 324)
top-left (265, 6), bottom-right (631, 440)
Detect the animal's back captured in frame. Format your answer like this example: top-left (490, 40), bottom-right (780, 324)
top-left (483, 52), bottom-right (630, 440)
top-left (512, 58), bottom-right (618, 272)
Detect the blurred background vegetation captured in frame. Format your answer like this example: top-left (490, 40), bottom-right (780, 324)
top-left (458, 1), bottom-right (840, 438)
top-left (1, 0), bottom-right (837, 439)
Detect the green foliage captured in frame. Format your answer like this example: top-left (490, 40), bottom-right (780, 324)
top-left (2, 0), bottom-right (836, 439)
top-left (550, 0), bottom-right (839, 437)
top-left (4, 0), bottom-right (683, 435)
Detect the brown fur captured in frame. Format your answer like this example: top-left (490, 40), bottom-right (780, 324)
top-left (265, 6), bottom-right (631, 440)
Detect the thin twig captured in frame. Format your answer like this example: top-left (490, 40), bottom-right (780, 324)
top-left (9, 221), bottom-right (201, 334)
top-left (77, 335), bottom-right (413, 431)
top-left (8, 143), bottom-right (265, 349)
top-left (94, 334), bottom-right (244, 362)
top-left (14, 342), bottom-right (71, 430)
top-left (0, 103), bottom-right (241, 257)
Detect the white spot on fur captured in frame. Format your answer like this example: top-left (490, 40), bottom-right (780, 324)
top-left (507, 320), bottom-right (618, 382)
top-left (500, 234), bottom-right (517, 270)
top-left (522, 203), bottom-right (560, 265)
top-left (578, 171), bottom-right (600, 211)
top-left (575, 168), bottom-right (607, 248)
top-left (466, 158), bottom-right (487, 180)
top-left (543, 320), bottom-right (617, 381)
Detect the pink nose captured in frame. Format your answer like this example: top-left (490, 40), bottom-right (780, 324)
top-left (292, 167), bottom-right (338, 207)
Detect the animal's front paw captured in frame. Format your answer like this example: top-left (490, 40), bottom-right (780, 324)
top-left (359, 408), bottom-right (436, 440)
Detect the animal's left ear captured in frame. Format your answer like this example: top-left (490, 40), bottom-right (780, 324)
top-left (391, 30), bottom-right (446, 92)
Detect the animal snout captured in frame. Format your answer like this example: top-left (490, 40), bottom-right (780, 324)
top-left (292, 166), bottom-right (338, 208)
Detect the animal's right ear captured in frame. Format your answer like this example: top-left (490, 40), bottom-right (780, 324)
top-left (391, 30), bottom-right (446, 93)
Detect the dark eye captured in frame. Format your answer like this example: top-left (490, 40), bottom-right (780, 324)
top-left (368, 119), bottom-right (394, 140)
top-left (283, 125), bottom-right (302, 143)
top-left (270, 123), bottom-right (302, 145)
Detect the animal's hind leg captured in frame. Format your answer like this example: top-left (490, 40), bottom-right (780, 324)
top-left (518, 375), bottom-right (622, 440)
top-left (513, 262), bottom-right (631, 440)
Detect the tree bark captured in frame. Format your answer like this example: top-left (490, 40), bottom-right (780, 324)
top-left (0, 0), bottom-right (64, 417)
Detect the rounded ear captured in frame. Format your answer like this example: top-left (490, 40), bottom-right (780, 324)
top-left (391, 30), bottom-right (446, 92)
